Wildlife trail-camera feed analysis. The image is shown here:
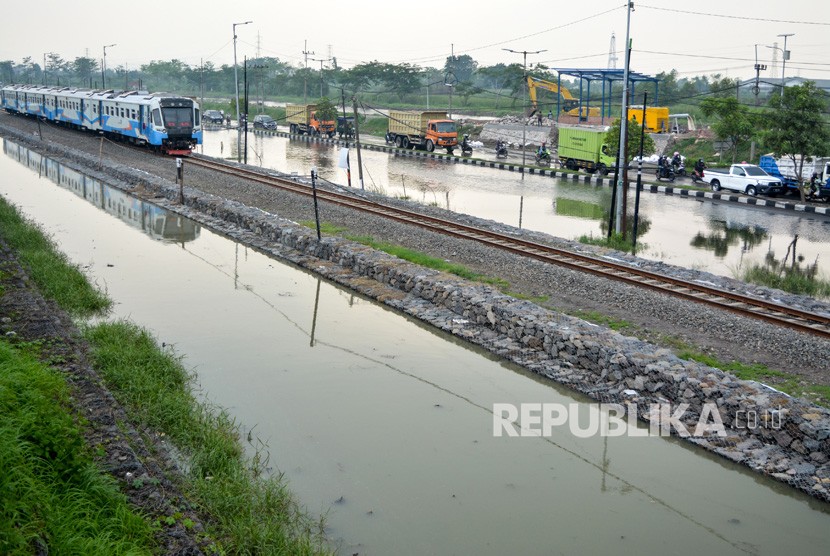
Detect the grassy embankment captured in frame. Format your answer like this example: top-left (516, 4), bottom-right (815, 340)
top-left (0, 197), bottom-right (329, 554)
top-left (0, 339), bottom-right (156, 554)
top-left (301, 221), bottom-right (548, 304)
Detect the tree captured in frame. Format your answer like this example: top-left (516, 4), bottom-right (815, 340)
top-left (314, 97), bottom-right (338, 123)
top-left (656, 69), bottom-right (680, 104)
top-left (443, 54), bottom-right (477, 84)
top-left (603, 118), bottom-right (657, 162)
top-left (455, 81), bottom-right (483, 107)
top-left (0, 60), bottom-right (13, 83)
top-left (20, 56), bottom-right (33, 83)
top-left (477, 63), bottom-right (525, 108)
top-left (72, 57), bottom-right (98, 87)
top-left (700, 96), bottom-right (755, 164)
top-left (763, 81), bottom-right (830, 202)
top-left (708, 75), bottom-right (739, 98)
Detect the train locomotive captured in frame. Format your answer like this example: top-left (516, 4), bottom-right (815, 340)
top-left (1, 84), bottom-right (202, 155)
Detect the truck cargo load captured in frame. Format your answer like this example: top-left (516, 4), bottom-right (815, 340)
top-left (759, 154), bottom-right (830, 193)
top-left (557, 126), bottom-right (616, 175)
top-left (386, 110), bottom-right (458, 154)
top-left (285, 103), bottom-right (335, 137)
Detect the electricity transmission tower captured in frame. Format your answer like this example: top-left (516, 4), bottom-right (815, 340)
top-left (608, 32), bottom-right (618, 69)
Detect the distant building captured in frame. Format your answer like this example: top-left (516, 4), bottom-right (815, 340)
top-left (740, 76), bottom-right (830, 97)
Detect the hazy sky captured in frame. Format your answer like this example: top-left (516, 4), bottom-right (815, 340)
top-left (2, 1), bottom-right (827, 81)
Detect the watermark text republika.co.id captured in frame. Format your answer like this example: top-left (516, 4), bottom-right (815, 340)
top-left (493, 402), bottom-right (785, 438)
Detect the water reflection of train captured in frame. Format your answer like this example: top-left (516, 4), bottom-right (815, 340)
top-left (3, 140), bottom-right (200, 243)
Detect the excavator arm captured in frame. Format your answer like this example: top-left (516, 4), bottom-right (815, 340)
top-left (526, 75), bottom-right (597, 118)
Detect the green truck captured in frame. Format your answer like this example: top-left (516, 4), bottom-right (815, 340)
top-left (557, 126), bottom-right (616, 175)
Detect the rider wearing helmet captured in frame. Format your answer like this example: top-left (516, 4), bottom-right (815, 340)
top-left (671, 151), bottom-right (682, 168)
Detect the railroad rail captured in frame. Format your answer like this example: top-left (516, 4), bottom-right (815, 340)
top-left (185, 155), bottom-right (830, 340)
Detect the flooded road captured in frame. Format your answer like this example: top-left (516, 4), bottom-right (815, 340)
top-left (200, 129), bottom-right (830, 283)
top-left (2, 141), bottom-right (830, 555)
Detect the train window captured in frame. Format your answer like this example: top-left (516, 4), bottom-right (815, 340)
top-left (194, 108), bottom-right (200, 126)
top-left (152, 109), bottom-right (162, 126)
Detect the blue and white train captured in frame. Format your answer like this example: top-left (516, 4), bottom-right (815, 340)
top-left (1, 84), bottom-right (202, 155)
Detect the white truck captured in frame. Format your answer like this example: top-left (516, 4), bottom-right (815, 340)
top-left (703, 163), bottom-right (785, 197)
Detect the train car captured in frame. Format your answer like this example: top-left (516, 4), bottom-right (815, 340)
top-left (1, 84), bottom-right (202, 155)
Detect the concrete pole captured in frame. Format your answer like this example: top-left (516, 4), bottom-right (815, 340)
top-left (779, 33), bottom-right (794, 84)
top-left (233, 21), bottom-right (252, 163)
top-left (614, 2), bottom-right (633, 235)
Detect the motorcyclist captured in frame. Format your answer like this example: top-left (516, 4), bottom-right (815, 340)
top-left (671, 151), bottom-right (682, 169)
top-left (693, 158), bottom-right (706, 177)
top-left (657, 154), bottom-right (673, 178)
top-left (461, 134), bottom-right (471, 152)
top-left (495, 139), bottom-right (507, 155)
top-left (809, 172), bottom-right (819, 197)
top-left (537, 142), bottom-right (550, 160)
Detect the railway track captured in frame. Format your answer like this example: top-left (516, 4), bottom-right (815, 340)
top-left (185, 155), bottom-right (830, 340)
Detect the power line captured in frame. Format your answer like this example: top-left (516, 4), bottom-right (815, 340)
top-left (638, 4), bottom-right (830, 25)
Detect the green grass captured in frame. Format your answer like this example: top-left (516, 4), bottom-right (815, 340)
top-left (0, 198), bottom-right (110, 317)
top-left (344, 233), bottom-right (509, 289)
top-left (674, 344), bottom-right (830, 407)
top-left (83, 322), bottom-right (329, 555)
top-left (299, 221), bottom-right (347, 235)
top-left (742, 263), bottom-right (830, 299)
top-left (357, 116), bottom-right (388, 138)
top-left (577, 232), bottom-right (645, 254)
top-left (0, 338), bottom-right (154, 555)
top-left (567, 309), bottom-right (633, 332)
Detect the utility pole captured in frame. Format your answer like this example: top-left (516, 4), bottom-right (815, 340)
top-left (753, 44), bottom-right (767, 106)
top-left (303, 40), bottom-right (314, 104)
top-left (778, 33), bottom-right (794, 84)
top-left (613, 2), bottom-right (633, 235)
top-left (200, 58), bottom-right (204, 108)
top-left (503, 47), bottom-right (546, 170)
top-left (102, 44), bottom-right (116, 89)
top-left (310, 57), bottom-right (330, 98)
top-left (233, 20), bottom-right (252, 163)
top-left (352, 96), bottom-right (365, 190)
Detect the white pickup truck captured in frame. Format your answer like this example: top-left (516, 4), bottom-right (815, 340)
top-left (704, 163), bottom-right (785, 197)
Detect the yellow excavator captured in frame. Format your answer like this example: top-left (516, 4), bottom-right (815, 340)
top-left (526, 75), bottom-right (600, 119)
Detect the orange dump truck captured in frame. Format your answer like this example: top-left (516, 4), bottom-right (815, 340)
top-left (285, 104), bottom-right (335, 137)
top-left (386, 110), bottom-right (458, 154)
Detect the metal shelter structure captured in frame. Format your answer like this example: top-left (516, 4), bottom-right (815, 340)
top-left (551, 68), bottom-right (659, 124)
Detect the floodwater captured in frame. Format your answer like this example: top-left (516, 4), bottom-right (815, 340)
top-left (2, 140), bottom-right (830, 555)
top-left (200, 129), bottom-right (830, 282)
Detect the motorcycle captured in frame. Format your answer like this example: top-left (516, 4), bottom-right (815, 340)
top-left (460, 135), bottom-right (473, 156)
top-left (535, 150), bottom-right (552, 166)
top-left (807, 180), bottom-right (830, 202)
top-left (691, 169), bottom-right (705, 184)
top-left (495, 140), bottom-right (508, 159)
top-left (656, 163), bottom-right (676, 182)
top-left (672, 160), bottom-right (686, 176)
